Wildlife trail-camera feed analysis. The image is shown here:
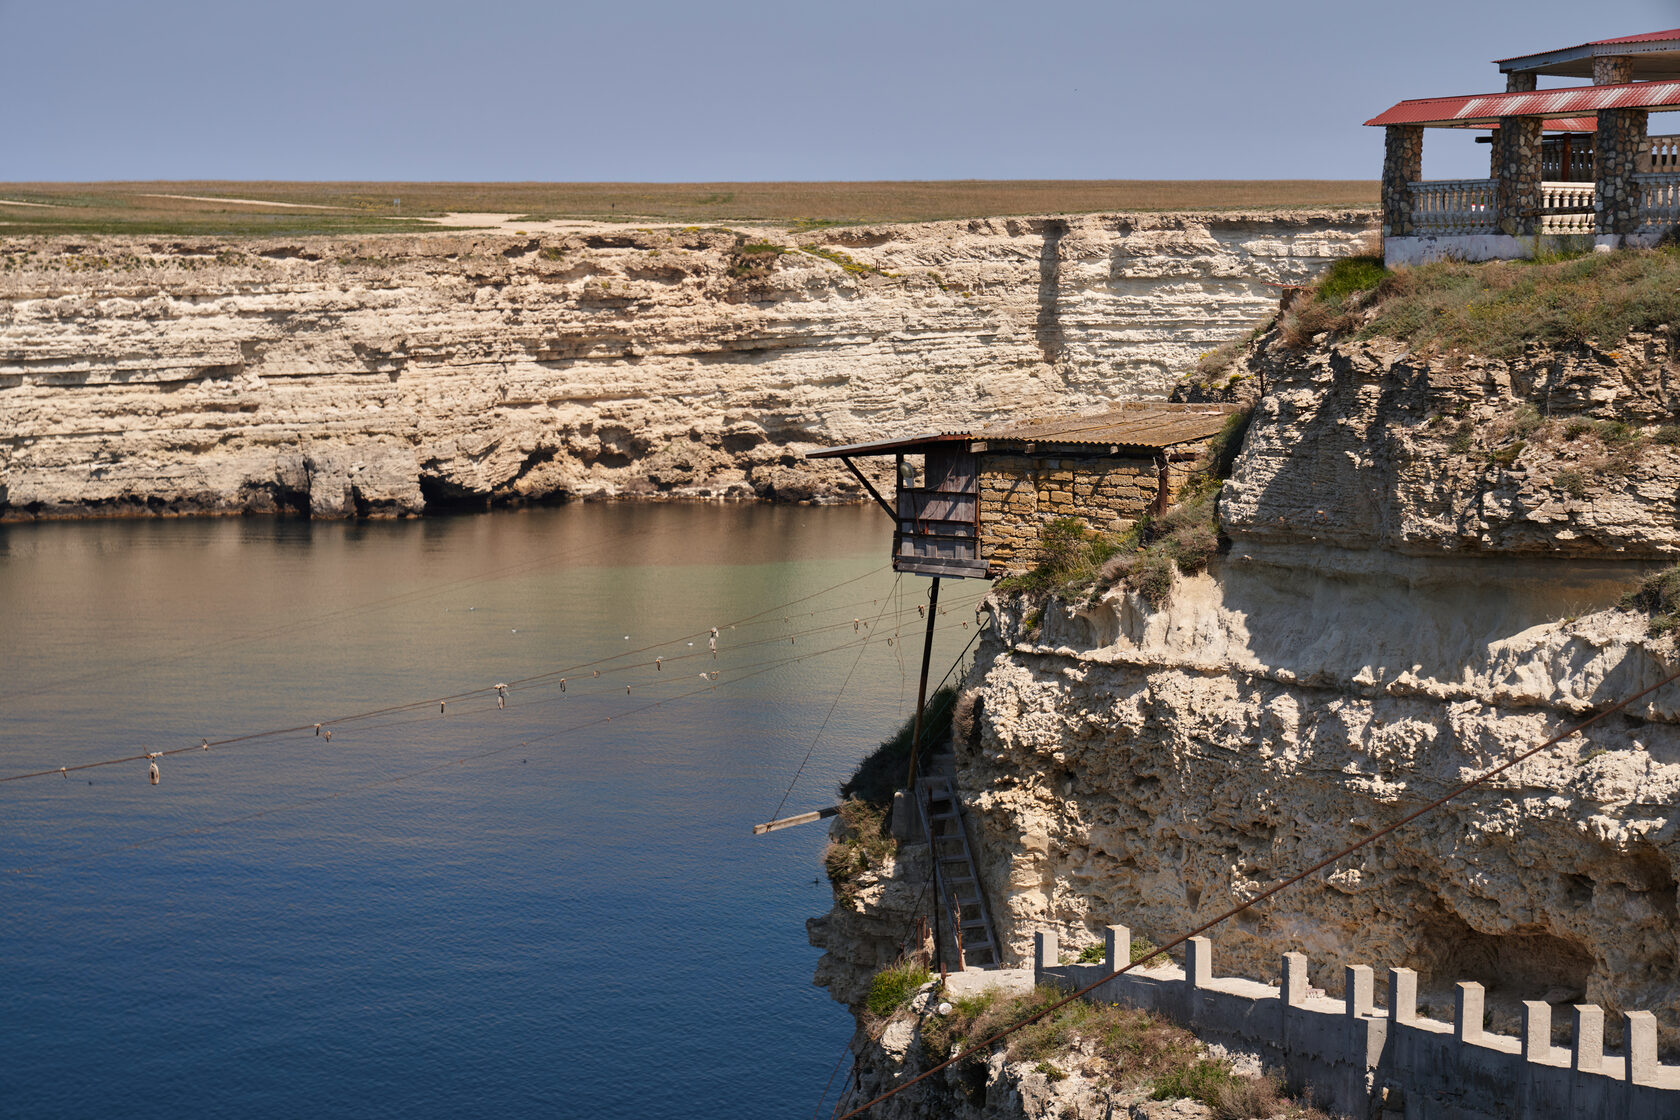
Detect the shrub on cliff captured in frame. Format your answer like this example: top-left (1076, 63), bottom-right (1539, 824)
top-left (822, 798), bottom-right (897, 903)
top-left (1277, 254), bottom-right (1388, 349)
top-left (866, 958), bottom-right (932, 1018)
top-left (916, 983), bottom-right (1315, 1116)
top-left (995, 518), bottom-right (1126, 600)
top-left (1621, 564), bottom-right (1680, 636)
top-left (840, 684), bottom-right (958, 806)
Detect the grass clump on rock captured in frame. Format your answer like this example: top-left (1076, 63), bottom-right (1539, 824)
top-left (916, 984), bottom-right (1320, 1117)
top-left (866, 957), bottom-right (933, 1018)
top-left (1621, 564), bottom-right (1680, 636)
top-left (1278, 245), bottom-right (1680, 359)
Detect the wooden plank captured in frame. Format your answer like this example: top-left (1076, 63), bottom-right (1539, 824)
top-left (898, 491), bottom-right (977, 522)
top-left (752, 804), bottom-right (840, 835)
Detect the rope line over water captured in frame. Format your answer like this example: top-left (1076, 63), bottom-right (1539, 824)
top-left (1, 567), bottom-right (986, 785)
top-left (833, 664), bottom-right (1680, 1119)
top-left (3, 611), bottom-right (988, 875)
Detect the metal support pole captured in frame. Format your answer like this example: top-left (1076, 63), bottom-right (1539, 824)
top-left (905, 577), bottom-right (942, 790)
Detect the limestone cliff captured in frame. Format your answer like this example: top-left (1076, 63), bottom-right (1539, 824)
top-left (0, 212), bottom-right (1371, 518)
top-left (812, 314), bottom-right (1680, 1079)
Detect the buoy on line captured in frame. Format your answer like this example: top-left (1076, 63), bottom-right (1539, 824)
top-left (146, 752), bottom-right (160, 785)
top-left (315, 723), bottom-right (322, 737)
top-left (496, 683), bottom-right (508, 709)
top-left (324, 729), bottom-right (332, 742)
top-left (655, 657), bottom-right (662, 672)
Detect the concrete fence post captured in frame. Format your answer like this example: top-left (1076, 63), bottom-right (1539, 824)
top-left (1455, 982), bottom-right (1486, 1043)
top-left (1104, 925), bottom-right (1130, 972)
top-left (1573, 1005), bottom-right (1604, 1073)
top-left (1626, 1010), bottom-right (1659, 1086)
top-left (1388, 968), bottom-right (1418, 1025)
top-left (1034, 930), bottom-right (1058, 975)
top-left (1186, 937), bottom-right (1212, 989)
top-left (1522, 1001), bottom-right (1553, 1062)
top-left (1281, 952), bottom-right (1309, 1007)
top-left (1345, 965), bottom-right (1374, 1019)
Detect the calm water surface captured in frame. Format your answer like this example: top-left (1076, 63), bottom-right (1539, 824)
top-left (0, 505), bottom-right (986, 1119)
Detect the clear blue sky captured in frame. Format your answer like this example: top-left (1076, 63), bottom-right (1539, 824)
top-left (3, 0), bottom-right (1676, 182)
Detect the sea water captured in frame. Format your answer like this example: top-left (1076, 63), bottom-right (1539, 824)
top-left (0, 505), bottom-right (988, 1119)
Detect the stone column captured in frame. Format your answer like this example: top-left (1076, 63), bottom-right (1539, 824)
top-left (1593, 56), bottom-right (1633, 85)
top-left (1596, 107), bottom-right (1649, 235)
top-left (1506, 71), bottom-right (1537, 93)
top-left (1495, 116), bottom-right (1542, 236)
top-left (1381, 125), bottom-right (1423, 237)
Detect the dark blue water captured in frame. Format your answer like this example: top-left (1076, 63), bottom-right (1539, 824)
top-left (0, 505), bottom-right (987, 1119)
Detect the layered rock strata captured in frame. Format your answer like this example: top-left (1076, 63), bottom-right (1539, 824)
top-left (0, 212), bottom-right (1372, 518)
top-left (815, 323), bottom-right (1680, 1071)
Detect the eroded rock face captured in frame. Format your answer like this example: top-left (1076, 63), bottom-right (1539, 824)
top-left (0, 213), bottom-right (1373, 519)
top-left (965, 558), bottom-right (1680, 1050)
top-left (1221, 330), bottom-right (1680, 561)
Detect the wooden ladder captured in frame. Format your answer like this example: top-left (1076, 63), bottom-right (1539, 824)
top-left (916, 772), bottom-right (1000, 969)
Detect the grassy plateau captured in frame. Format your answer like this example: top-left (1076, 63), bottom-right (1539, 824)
top-left (0, 180), bottom-right (1378, 237)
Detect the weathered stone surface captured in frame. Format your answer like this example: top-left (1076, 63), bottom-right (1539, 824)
top-left (0, 212), bottom-right (1374, 519)
top-left (1221, 331), bottom-right (1680, 561)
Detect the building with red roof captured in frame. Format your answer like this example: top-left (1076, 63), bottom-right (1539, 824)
top-left (1368, 30), bottom-right (1680, 264)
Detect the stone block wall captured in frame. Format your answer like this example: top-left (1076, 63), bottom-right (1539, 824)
top-left (978, 447), bottom-right (1209, 572)
top-left (1597, 108), bottom-right (1650, 234)
top-left (1381, 126), bottom-right (1424, 237)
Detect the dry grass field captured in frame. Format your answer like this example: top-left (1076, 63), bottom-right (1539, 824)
top-left (0, 180), bottom-right (1377, 237)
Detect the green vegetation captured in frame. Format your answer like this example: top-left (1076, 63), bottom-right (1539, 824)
top-left (821, 799), bottom-right (897, 903)
top-left (799, 244), bottom-right (895, 277)
top-left (1129, 934), bottom-right (1161, 965)
top-left (0, 180), bottom-right (1378, 237)
top-left (839, 684), bottom-right (958, 807)
top-left (866, 958), bottom-right (932, 1018)
top-left (1621, 564), bottom-right (1680, 636)
top-left (997, 409), bottom-right (1250, 610)
top-left (1277, 254), bottom-right (1389, 348)
top-left (995, 517), bottom-right (1127, 599)
top-left (1076, 942), bottom-right (1107, 964)
top-left (1279, 246), bottom-right (1680, 359)
top-left (913, 984), bottom-right (1317, 1116)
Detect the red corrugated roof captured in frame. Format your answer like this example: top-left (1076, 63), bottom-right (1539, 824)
top-left (1366, 79), bottom-right (1680, 127)
top-left (1495, 28), bottom-right (1680, 62)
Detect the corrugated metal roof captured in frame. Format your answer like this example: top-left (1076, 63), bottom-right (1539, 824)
top-left (1365, 79), bottom-right (1680, 127)
top-left (1495, 28), bottom-right (1680, 63)
top-left (804, 432), bottom-right (971, 459)
top-left (805, 405), bottom-right (1232, 460)
top-left (977, 406), bottom-right (1232, 450)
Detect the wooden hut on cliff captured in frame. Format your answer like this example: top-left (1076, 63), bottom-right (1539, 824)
top-left (808, 403), bottom-right (1233, 578)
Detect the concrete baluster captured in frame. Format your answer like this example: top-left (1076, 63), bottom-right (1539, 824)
top-left (1345, 965), bottom-right (1374, 1019)
top-left (1521, 1001), bottom-right (1552, 1063)
top-left (1104, 924), bottom-right (1130, 973)
top-left (1625, 1010), bottom-right (1658, 1086)
top-left (1388, 968), bottom-right (1418, 1025)
top-left (1456, 982), bottom-right (1486, 1043)
top-left (1034, 930), bottom-right (1058, 974)
top-left (1186, 936), bottom-right (1211, 989)
top-left (1572, 1005), bottom-right (1603, 1073)
top-left (1281, 952), bottom-right (1309, 1008)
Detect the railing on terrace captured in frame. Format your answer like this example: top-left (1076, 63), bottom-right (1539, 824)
top-left (1636, 172), bottom-right (1680, 230)
top-left (1648, 135), bottom-right (1680, 174)
top-left (1408, 179), bottom-right (1496, 234)
top-left (1538, 180), bottom-right (1595, 234)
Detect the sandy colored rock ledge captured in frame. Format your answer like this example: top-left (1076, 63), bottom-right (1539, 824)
top-left (0, 212), bottom-right (1374, 519)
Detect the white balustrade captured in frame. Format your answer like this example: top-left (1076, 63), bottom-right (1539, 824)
top-left (1646, 135), bottom-right (1680, 175)
top-left (1539, 181), bottom-right (1595, 234)
top-left (1407, 179), bottom-right (1496, 234)
top-left (1635, 172), bottom-right (1680, 230)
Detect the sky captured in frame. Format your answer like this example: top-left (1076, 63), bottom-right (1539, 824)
top-left (3, 0), bottom-right (1678, 183)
